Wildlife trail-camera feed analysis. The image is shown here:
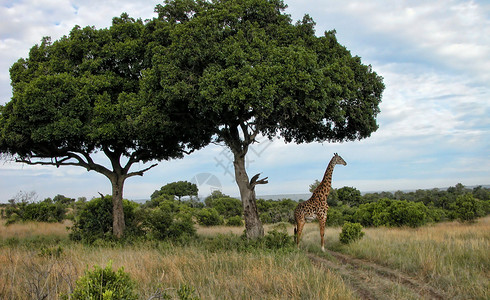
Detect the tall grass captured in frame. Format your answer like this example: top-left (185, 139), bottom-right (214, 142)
top-left (0, 220), bottom-right (71, 240)
top-left (302, 217), bottom-right (490, 299)
top-left (4, 218), bottom-right (488, 299)
top-left (0, 221), bottom-right (353, 299)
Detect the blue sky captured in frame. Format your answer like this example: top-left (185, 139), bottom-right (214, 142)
top-left (1, 0), bottom-right (489, 202)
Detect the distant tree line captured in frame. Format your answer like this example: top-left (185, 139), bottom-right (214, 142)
top-left (1, 182), bottom-right (488, 243)
top-left (323, 183), bottom-right (490, 227)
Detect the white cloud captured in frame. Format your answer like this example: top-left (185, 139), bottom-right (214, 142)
top-left (288, 0), bottom-right (490, 83)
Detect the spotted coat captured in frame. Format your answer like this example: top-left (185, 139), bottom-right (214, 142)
top-left (294, 153), bottom-right (347, 251)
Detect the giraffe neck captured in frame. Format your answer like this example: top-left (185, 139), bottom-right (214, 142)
top-left (312, 158), bottom-right (336, 201)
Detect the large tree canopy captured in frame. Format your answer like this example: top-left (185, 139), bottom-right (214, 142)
top-left (149, 0), bottom-right (385, 238)
top-left (0, 13), bottom-right (211, 238)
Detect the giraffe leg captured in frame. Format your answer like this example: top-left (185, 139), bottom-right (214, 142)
top-left (319, 217), bottom-right (326, 252)
top-left (295, 219), bottom-right (305, 248)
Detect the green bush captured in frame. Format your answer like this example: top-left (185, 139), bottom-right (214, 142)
top-left (257, 198), bottom-right (297, 224)
top-left (388, 200), bottom-right (429, 228)
top-left (339, 222), bottom-right (365, 244)
top-left (196, 208), bottom-right (224, 226)
top-left (69, 196), bottom-right (141, 243)
top-left (325, 206), bottom-right (356, 226)
top-left (4, 198), bottom-right (66, 224)
top-left (140, 205), bottom-right (196, 241)
top-left (455, 194), bottom-right (484, 222)
top-left (205, 195), bottom-right (242, 218)
top-left (226, 215), bottom-right (243, 226)
top-left (264, 229), bottom-right (295, 249)
top-left (353, 198), bottom-right (429, 227)
top-left (68, 261), bottom-right (138, 300)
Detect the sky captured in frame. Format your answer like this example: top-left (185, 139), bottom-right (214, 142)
top-left (0, 0), bottom-right (489, 202)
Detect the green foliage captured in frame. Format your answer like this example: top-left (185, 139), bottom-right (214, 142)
top-left (1, 10), bottom-right (213, 238)
top-left (196, 208), bottom-right (224, 226)
top-left (353, 198), bottom-right (429, 228)
top-left (4, 197), bottom-right (66, 224)
top-left (176, 284), bottom-right (199, 300)
top-left (142, 201), bottom-right (196, 241)
top-left (309, 180), bottom-right (321, 193)
top-left (151, 0), bottom-right (384, 145)
top-left (337, 186), bottom-right (362, 207)
top-left (69, 261), bottom-right (138, 300)
top-left (205, 195), bottom-right (242, 218)
top-left (339, 222), bottom-right (365, 244)
top-left (454, 194), bottom-right (485, 222)
top-left (144, 194), bottom-right (175, 208)
top-left (257, 198), bottom-right (297, 223)
top-left (151, 181), bottom-right (198, 201)
top-left (52, 194), bottom-right (75, 205)
top-left (226, 215), bottom-right (244, 226)
top-left (69, 196), bottom-right (141, 243)
top-left (325, 205), bottom-right (356, 226)
top-left (264, 229), bottom-right (295, 249)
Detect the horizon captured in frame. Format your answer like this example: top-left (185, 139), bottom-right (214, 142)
top-left (1, 0), bottom-right (489, 202)
top-left (3, 182), bottom-right (488, 204)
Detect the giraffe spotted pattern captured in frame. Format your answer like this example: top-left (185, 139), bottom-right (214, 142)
top-left (294, 153), bottom-right (346, 251)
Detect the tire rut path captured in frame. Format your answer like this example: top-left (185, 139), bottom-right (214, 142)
top-left (307, 250), bottom-right (445, 300)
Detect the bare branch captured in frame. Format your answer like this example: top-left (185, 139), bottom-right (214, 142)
top-left (126, 163), bottom-right (158, 178)
top-left (16, 157), bottom-right (85, 168)
top-left (16, 150), bottom-right (114, 178)
top-left (250, 172), bottom-right (268, 188)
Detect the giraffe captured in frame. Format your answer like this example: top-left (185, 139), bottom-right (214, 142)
top-left (294, 153), bottom-right (347, 251)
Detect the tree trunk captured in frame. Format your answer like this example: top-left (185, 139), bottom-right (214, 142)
top-left (110, 176), bottom-right (126, 239)
top-left (233, 153), bottom-right (264, 239)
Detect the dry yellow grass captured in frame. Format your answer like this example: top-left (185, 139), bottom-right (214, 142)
top-left (3, 218), bottom-right (488, 299)
top-left (0, 220), bottom-right (71, 239)
top-left (0, 243), bottom-right (354, 299)
top-left (302, 216), bottom-right (490, 299)
top-left (0, 220), bottom-right (353, 299)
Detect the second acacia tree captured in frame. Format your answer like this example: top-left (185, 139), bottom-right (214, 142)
top-left (150, 0), bottom-right (384, 238)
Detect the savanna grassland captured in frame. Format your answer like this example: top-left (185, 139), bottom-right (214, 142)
top-left (1, 217), bottom-right (489, 299)
top-left (0, 221), bottom-right (353, 300)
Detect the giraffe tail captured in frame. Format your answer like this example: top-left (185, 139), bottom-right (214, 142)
top-left (294, 226), bottom-right (297, 237)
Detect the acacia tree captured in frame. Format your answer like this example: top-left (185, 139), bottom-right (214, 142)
top-left (148, 0), bottom-right (384, 238)
top-left (0, 14), bottom-right (210, 238)
top-left (151, 181), bottom-right (198, 201)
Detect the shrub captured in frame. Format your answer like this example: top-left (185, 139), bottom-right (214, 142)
top-left (455, 194), bottom-right (484, 222)
top-left (226, 215), bottom-right (243, 226)
top-left (264, 229), bottom-right (295, 249)
top-left (257, 198), bottom-right (297, 224)
top-left (339, 222), bottom-right (365, 244)
top-left (196, 208), bottom-right (224, 226)
top-left (68, 261), bottom-right (138, 300)
top-left (4, 198), bottom-right (66, 224)
top-left (205, 195), bottom-right (242, 218)
top-left (388, 200), bottom-right (429, 227)
top-left (353, 199), bottom-right (430, 227)
top-left (69, 196), bottom-right (141, 243)
top-left (140, 206), bottom-right (196, 241)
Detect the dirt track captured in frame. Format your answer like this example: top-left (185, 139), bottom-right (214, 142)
top-left (307, 250), bottom-right (445, 300)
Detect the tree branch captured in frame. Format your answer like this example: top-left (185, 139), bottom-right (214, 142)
top-left (16, 150), bottom-right (114, 179)
top-left (126, 163), bottom-right (158, 178)
top-left (250, 172), bottom-right (268, 189)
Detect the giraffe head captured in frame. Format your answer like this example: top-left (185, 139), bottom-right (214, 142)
top-left (333, 153), bottom-right (347, 166)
